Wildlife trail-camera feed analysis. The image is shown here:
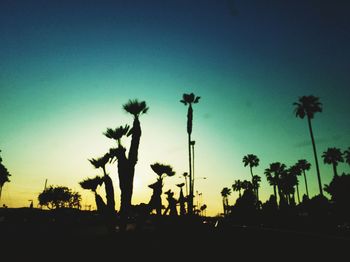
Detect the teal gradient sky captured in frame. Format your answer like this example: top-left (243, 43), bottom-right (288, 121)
top-left (1, 0), bottom-right (350, 216)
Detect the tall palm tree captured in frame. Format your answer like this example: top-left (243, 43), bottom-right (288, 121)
top-left (88, 153), bottom-right (115, 212)
top-left (344, 147), bottom-right (350, 169)
top-left (122, 99), bottom-right (148, 214)
top-left (296, 159), bottom-right (311, 198)
top-left (294, 95), bottom-right (323, 195)
top-left (105, 100), bottom-right (148, 229)
top-left (79, 176), bottom-right (105, 212)
top-left (220, 187), bottom-right (231, 216)
top-left (232, 180), bottom-right (243, 198)
top-left (180, 92), bottom-right (200, 215)
top-left (0, 150), bottom-right (11, 201)
top-left (322, 147), bottom-right (344, 177)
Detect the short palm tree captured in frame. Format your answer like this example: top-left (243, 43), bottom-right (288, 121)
top-left (232, 180), bottom-right (243, 198)
top-left (294, 95), bottom-right (323, 195)
top-left (221, 187), bottom-right (231, 216)
top-left (149, 163), bottom-right (176, 215)
top-left (287, 165), bottom-right (302, 204)
top-left (296, 159), bottom-right (311, 198)
top-left (265, 162), bottom-right (286, 204)
top-left (344, 147), bottom-right (350, 168)
top-left (89, 153), bottom-right (115, 212)
top-left (180, 92), bottom-right (200, 215)
top-left (79, 176), bottom-right (105, 212)
top-left (176, 183), bottom-right (186, 215)
top-left (0, 150), bottom-right (11, 201)
top-left (252, 175), bottom-right (261, 202)
top-left (322, 147), bottom-right (344, 177)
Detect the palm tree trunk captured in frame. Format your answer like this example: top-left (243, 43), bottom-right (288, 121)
top-left (188, 133), bottom-right (193, 215)
top-left (303, 171), bottom-right (309, 198)
top-left (307, 117), bottom-right (323, 196)
top-left (332, 163), bottom-right (338, 177)
top-left (187, 105), bottom-right (193, 215)
top-left (104, 175), bottom-right (115, 212)
top-left (296, 185), bottom-right (300, 204)
top-left (222, 198), bottom-right (225, 215)
top-left (273, 185), bottom-right (277, 200)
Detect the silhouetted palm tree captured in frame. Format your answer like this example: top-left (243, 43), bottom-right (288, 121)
top-left (200, 204), bottom-right (207, 217)
top-left (149, 163), bottom-right (176, 216)
top-left (322, 147), bottom-right (344, 177)
top-left (180, 92), bottom-right (200, 215)
top-left (232, 180), bottom-right (243, 198)
top-left (243, 154), bottom-right (260, 181)
top-left (265, 162), bottom-right (286, 204)
top-left (287, 165), bottom-right (302, 204)
top-left (243, 154), bottom-right (260, 199)
top-left (122, 99), bottom-right (148, 214)
top-left (296, 159), bottom-right (311, 198)
top-left (176, 183), bottom-right (186, 216)
top-left (182, 172), bottom-right (189, 196)
top-left (0, 150), bottom-right (11, 201)
top-left (252, 175), bottom-right (261, 202)
top-left (294, 95), bottom-right (323, 195)
top-left (221, 187), bottom-right (231, 216)
top-left (105, 100), bottom-right (148, 229)
top-left (104, 125), bottom-right (130, 146)
top-left (89, 153), bottom-right (115, 212)
top-left (163, 189), bottom-right (178, 216)
top-left (344, 147), bottom-right (350, 168)
top-left (79, 176), bottom-right (105, 212)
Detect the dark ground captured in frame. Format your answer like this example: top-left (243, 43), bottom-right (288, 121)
top-left (1, 208), bottom-right (349, 260)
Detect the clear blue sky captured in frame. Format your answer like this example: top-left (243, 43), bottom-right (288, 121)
top-left (1, 0), bottom-right (349, 215)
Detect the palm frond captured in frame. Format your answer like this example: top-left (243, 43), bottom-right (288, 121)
top-left (123, 99), bottom-right (149, 117)
top-left (150, 162), bottom-right (175, 177)
top-left (79, 176), bottom-right (103, 192)
top-left (104, 125), bottom-right (130, 141)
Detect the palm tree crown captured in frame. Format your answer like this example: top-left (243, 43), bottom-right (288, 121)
top-left (294, 95), bottom-right (322, 119)
top-left (88, 153), bottom-right (110, 173)
top-left (221, 187), bottom-right (231, 197)
top-left (322, 147), bottom-right (344, 165)
top-left (297, 159), bottom-right (311, 172)
top-left (150, 163), bottom-right (176, 178)
top-left (322, 147), bottom-right (344, 176)
top-left (344, 147), bottom-right (350, 166)
top-left (79, 176), bottom-right (103, 192)
top-left (243, 154), bottom-right (260, 168)
top-left (104, 125), bottom-right (130, 145)
top-left (180, 93), bottom-right (201, 106)
top-left (123, 99), bottom-right (149, 117)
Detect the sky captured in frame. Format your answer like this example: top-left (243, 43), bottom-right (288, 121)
top-left (1, 0), bottom-right (350, 216)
